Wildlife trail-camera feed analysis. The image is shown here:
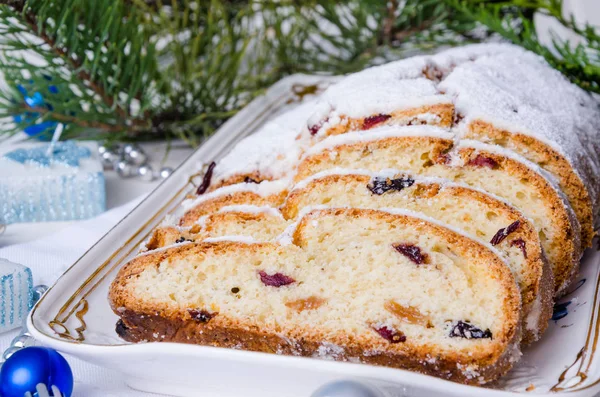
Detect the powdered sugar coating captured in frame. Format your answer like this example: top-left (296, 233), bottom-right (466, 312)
top-left (213, 100), bottom-right (317, 185)
top-left (439, 50), bottom-right (600, 214)
top-left (181, 179), bottom-right (289, 211)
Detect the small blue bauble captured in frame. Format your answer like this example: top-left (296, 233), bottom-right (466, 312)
top-left (311, 380), bottom-right (381, 397)
top-left (0, 347), bottom-right (73, 397)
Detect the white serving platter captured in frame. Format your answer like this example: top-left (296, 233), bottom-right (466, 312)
top-left (29, 73), bottom-right (600, 397)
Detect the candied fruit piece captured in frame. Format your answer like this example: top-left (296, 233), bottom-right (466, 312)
top-left (196, 161), bottom-right (216, 195)
top-left (467, 154), bottom-right (499, 169)
top-left (385, 300), bottom-right (431, 327)
top-left (373, 325), bottom-right (406, 343)
top-left (362, 114), bottom-right (392, 130)
top-left (510, 239), bottom-right (527, 258)
top-left (449, 320), bottom-right (492, 339)
top-left (368, 176), bottom-right (415, 195)
top-left (436, 153), bottom-right (451, 165)
top-left (393, 243), bottom-right (428, 265)
top-left (309, 118), bottom-right (329, 136)
top-left (490, 220), bottom-right (521, 245)
top-left (187, 309), bottom-right (217, 323)
top-left (259, 270), bottom-right (295, 287)
top-left (285, 296), bottom-right (326, 312)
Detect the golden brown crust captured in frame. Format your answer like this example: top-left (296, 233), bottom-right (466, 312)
top-left (319, 104), bottom-right (455, 137)
top-left (115, 309), bottom-right (517, 385)
top-left (179, 190), bottom-right (287, 227)
top-left (466, 119), bottom-right (594, 250)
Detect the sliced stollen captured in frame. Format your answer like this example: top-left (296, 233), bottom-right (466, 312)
top-left (145, 205), bottom-right (289, 251)
top-left (179, 179), bottom-right (288, 227)
top-left (295, 125), bottom-right (580, 295)
top-left (110, 208), bottom-right (521, 385)
top-left (282, 169), bottom-right (552, 343)
top-left (302, 44), bottom-right (598, 250)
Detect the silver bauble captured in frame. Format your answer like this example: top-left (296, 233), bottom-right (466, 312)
top-left (159, 166), bottom-right (174, 179)
top-left (115, 160), bottom-right (135, 178)
top-left (98, 144), bottom-right (109, 155)
top-left (101, 150), bottom-right (117, 168)
top-left (127, 148), bottom-right (148, 166)
top-left (122, 143), bottom-right (137, 156)
top-left (138, 164), bottom-right (155, 182)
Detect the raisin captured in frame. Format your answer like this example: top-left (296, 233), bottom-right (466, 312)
top-left (490, 220), bottom-right (521, 245)
top-left (510, 238), bottom-right (527, 258)
top-left (187, 309), bottom-right (217, 323)
top-left (115, 319), bottom-right (129, 337)
top-left (368, 176), bottom-right (415, 195)
top-left (449, 321), bottom-right (492, 339)
top-left (285, 296), bottom-right (326, 312)
top-left (373, 325), bottom-right (406, 343)
top-left (175, 236), bottom-right (193, 244)
top-left (362, 114), bottom-right (392, 130)
top-left (244, 176), bottom-right (260, 184)
top-left (231, 287), bottom-right (240, 294)
top-left (196, 161), bottom-right (216, 195)
top-left (393, 243), bottom-right (428, 265)
top-left (258, 271), bottom-right (295, 287)
top-left (308, 118), bottom-right (328, 136)
top-left (467, 155), bottom-right (499, 169)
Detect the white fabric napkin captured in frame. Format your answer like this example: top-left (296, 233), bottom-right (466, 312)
top-left (0, 196), bottom-right (170, 397)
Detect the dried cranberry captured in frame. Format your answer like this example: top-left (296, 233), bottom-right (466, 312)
top-left (449, 321), bottom-right (492, 339)
top-left (187, 309), bottom-right (217, 323)
top-left (368, 176), bottom-right (415, 195)
top-left (196, 161), bottom-right (216, 195)
top-left (362, 114), bottom-right (392, 130)
top-left (373, 325), bottom-right (406, 343)
top-left (258, 271), bottom-right (295, 287)
top-left (467, 155), bottom-right (499, 169)
top-left (393, 243), bottom-right (428, 265)
top-left (490, 220), bottom-right (521, 245)
top-left (308, 118), bottom-right (328, 136)
top-left (510, 238), bottom-right (527, 258)
top-left (244, 176), bottom-right (260, 184)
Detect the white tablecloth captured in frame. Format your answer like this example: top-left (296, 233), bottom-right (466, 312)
top-left (0, 195), bottom-right (173, 397)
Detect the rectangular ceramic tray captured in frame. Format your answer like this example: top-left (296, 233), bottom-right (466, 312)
top-left (29, 73), bottom-right (600, 397)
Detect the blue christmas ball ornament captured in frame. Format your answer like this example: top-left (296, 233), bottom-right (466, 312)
top-left (13, 80), bottom-right (61, 141)
top-left (0, 347), bottom-right (73, 397)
